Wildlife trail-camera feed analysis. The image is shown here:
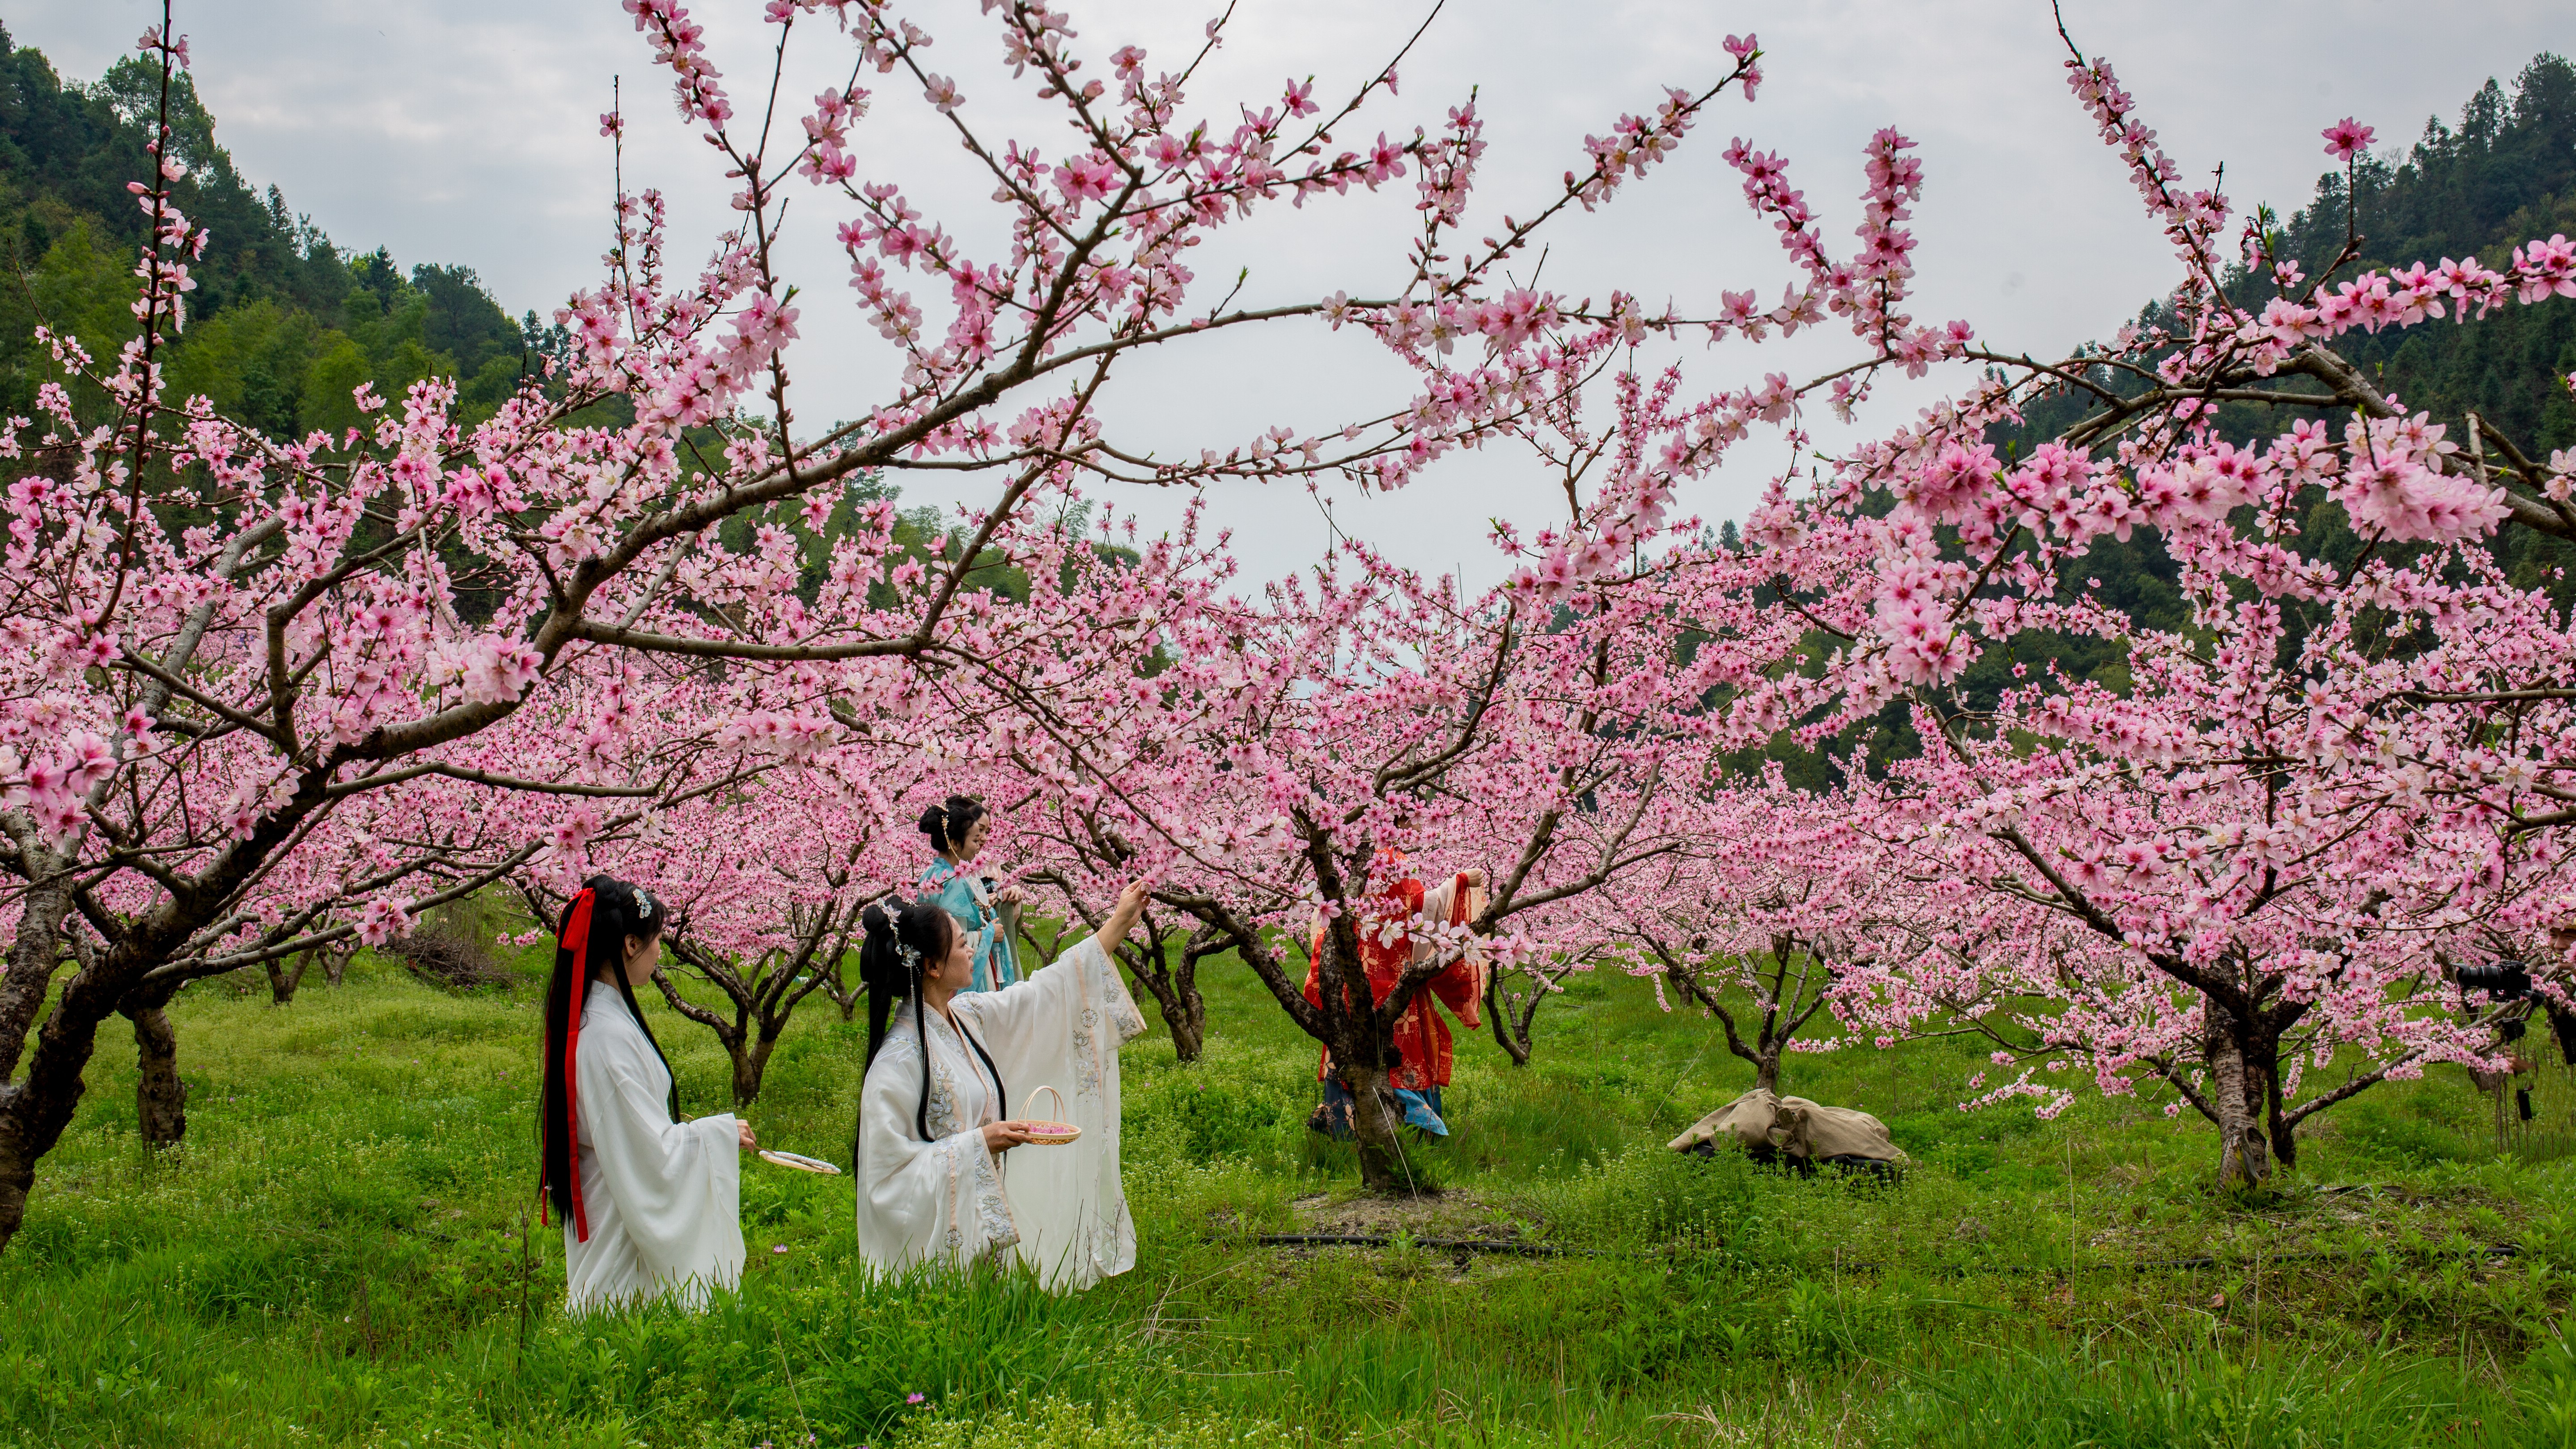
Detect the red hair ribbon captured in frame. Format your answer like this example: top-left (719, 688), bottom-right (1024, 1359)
top-left (551, 889), bottom-right (597, 1241)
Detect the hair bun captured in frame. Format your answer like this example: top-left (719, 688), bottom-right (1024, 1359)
top-left (917, 806), bottom-right (947, 843)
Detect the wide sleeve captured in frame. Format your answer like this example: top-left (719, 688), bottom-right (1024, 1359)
top-left (1301, 915), bottom-right (1335, 1079)
top-left (957, 936), bottom-right (1147, 1292)
top-left (854, 1035), bottom-right (1018, 1274)
top-left (931, 873), bottom-right (1010, 990)
top-left (936, 874), bottom-right (985, 928)
top-left (574, 1029), bottom-right (744, 1292)
top-left (1416, 875), bottom-right (1484, 1027)
top-left (990, 894), bottom-right (1021, 985)
top-left (1301, 912), bottom-right (1327, 1007)
top-left (959, 934), bottom-right (1146, 1084)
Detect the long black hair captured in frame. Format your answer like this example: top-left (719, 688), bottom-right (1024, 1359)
top-left (539, 875), bottom-right (672, 1235)
top-left (917, 795), bottom-right (988, 856)
top-left (855, 897), bottom-right (1003, 1149)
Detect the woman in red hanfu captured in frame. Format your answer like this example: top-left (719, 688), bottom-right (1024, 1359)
top-left (1303, 863), bottom-right (1487, 1139)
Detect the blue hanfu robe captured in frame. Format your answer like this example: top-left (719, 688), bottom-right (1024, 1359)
top-left (920, 859), bottom-right (1018, 992)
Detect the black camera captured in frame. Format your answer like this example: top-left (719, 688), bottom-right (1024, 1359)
top-left (2458, 961), bottom-right (2533, 999)
top-left (2458, 959), bottom-right (2576, 1066)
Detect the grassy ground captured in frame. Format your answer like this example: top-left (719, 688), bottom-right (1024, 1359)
top-left (4, 926), bottom-right (2574, 1447)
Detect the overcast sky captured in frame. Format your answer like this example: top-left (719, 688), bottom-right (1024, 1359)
top-left (9, 1), bottom-right (2569, 589)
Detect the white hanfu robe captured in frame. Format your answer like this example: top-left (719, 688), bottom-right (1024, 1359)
top-left (563, 989), bottom-right (746, 1313)
top-left (856, 935), bottom-right (1147, 1292)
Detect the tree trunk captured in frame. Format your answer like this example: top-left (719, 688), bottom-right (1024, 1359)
top-left (0, 935), bottom-right (131, 1252)
top-left (1340, 1058), bottom-right (1422, 1195)
top-left (1166, 991), bottom-right (1206, 1063)
top-left (1485, 969), bottom-right (1540, 1067)
top-left (1167, 950), bottom-right (1208, 1064)
top-left (2207, 1018), bottom-right (2272, 1191)
top-left (0, 876), bottom-right (79, 1251)
top-left (731, 1031), bottom-right (777, 1110)
top-left (123, 985), bottom-right (186, 1148)
top-left (1115, 929), bottom-right (1211, 1064)
top-left (818, 953), bottom-right (861, 1022)
top-left (264, 949), bottom-right (313, 1007)
top-left (1753, 1051), bottom-right (1782, 1095)
top-left (0, 1128), bottom-right (37, 1256)
top-left (1126, 967), bottom-right (1202, 1063)
top-left (2258, 1038), bottom-right (2298, 1170)
top-left (1484, 972), bottom-right (1529, 1065)
top-left (0, 880), bottom-right (73, 1085)
top-left (321, 942), bottom-right (352, 987)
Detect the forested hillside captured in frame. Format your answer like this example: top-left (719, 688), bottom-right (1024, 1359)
top-left (0, 28), bottom-right (1068, 609)
top-left (1742, 54), bottom-right (2576, 788)
top-left (1997, 51), bottom-right (2576, 617)
top-left (0, 25), bottom-right (547, 434)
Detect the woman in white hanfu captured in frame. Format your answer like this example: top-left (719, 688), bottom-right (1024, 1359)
top-left (538, 875), bottom-right (757, 1313)
top-left (853, 880), bottom-right (1149, 1292)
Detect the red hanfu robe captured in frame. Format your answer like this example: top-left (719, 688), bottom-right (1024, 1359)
top-left (1303, 873), bottom-right (1484, 1092)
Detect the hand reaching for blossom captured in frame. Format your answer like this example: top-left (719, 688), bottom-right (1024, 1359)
top-left (1100, 880), bottom-right (1151, 949)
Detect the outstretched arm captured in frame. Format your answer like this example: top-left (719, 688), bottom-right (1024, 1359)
top-left (1097, 879), bottom-right (1149, 952)
top-left (953, 878), bottom-right (1154, 1066)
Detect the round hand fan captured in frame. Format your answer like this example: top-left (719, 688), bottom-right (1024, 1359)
top-left (758, 1149), bottom-right (843, 1174)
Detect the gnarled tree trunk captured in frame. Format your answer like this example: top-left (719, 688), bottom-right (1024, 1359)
top-left (651, 893), bottom-right (857, 1110)
top-left (1484, 968), bottom-right (1531, 1066)
top-left (264, 948), bottom-right (314, 1006)
top-left (1339, 1056), bottom-right (1424, 1194)
top-left (1028, 881), bottom-right (1214, 1063)
top-left (731, 1031), bottom-right (780, 1111)
top-left (0, 875), bottom-right (79, 1249)
top-left (2256, 1035), bottom-right (2296, 1170)
top-left (822, 954), bottom-right (862, 1023)
top-left (2206, 1015), bottom-right (2272, 1192)
top-left (1653, 932), bottom-right (1835, 1099)
top-left (122, 982), bottom-right (186, 1148)
top-left (1487, 952), bottom-right (1587, 1068)
top-left (1118, 914), bottom-right (1215, 1063)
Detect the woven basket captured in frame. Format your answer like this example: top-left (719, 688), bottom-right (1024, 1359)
top-left (1020, 1085), bottom-right (1080, 1146)
top-left (758, 1149), bottom-right (843, 1175)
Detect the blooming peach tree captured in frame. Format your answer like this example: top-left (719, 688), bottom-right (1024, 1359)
top-left (1674, 32), bottom-right (2576, 1188)
top-left (0, 0), bottom-right (1782, 1246)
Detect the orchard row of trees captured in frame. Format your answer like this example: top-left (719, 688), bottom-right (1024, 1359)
top-left (0, 0), bottom-right (2571, 1253)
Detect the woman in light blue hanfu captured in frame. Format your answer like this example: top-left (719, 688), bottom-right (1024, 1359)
top-left (916, 795), bottom-right (1021, 993)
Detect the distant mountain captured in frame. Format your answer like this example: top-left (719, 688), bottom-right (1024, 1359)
top-left (1742, 55), bottom-right (2576, 788)
top-left (0, 25), bottom-right (558, 434)
top-left (1980, 52), bottom-right (2576, 665)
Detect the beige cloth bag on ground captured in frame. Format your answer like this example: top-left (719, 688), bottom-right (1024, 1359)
top-left (1669, 1087), bottom-right (1787, 1153)
top-left (1667, 1088), bottom-right (1905, 1163)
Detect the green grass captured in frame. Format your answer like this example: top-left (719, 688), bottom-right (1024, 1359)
top-left (4, 934), bottom-right (2575, 1447)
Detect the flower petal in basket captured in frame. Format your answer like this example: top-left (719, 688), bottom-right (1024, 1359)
top-left (1020, 1085), bottom-right (1082, 1146)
